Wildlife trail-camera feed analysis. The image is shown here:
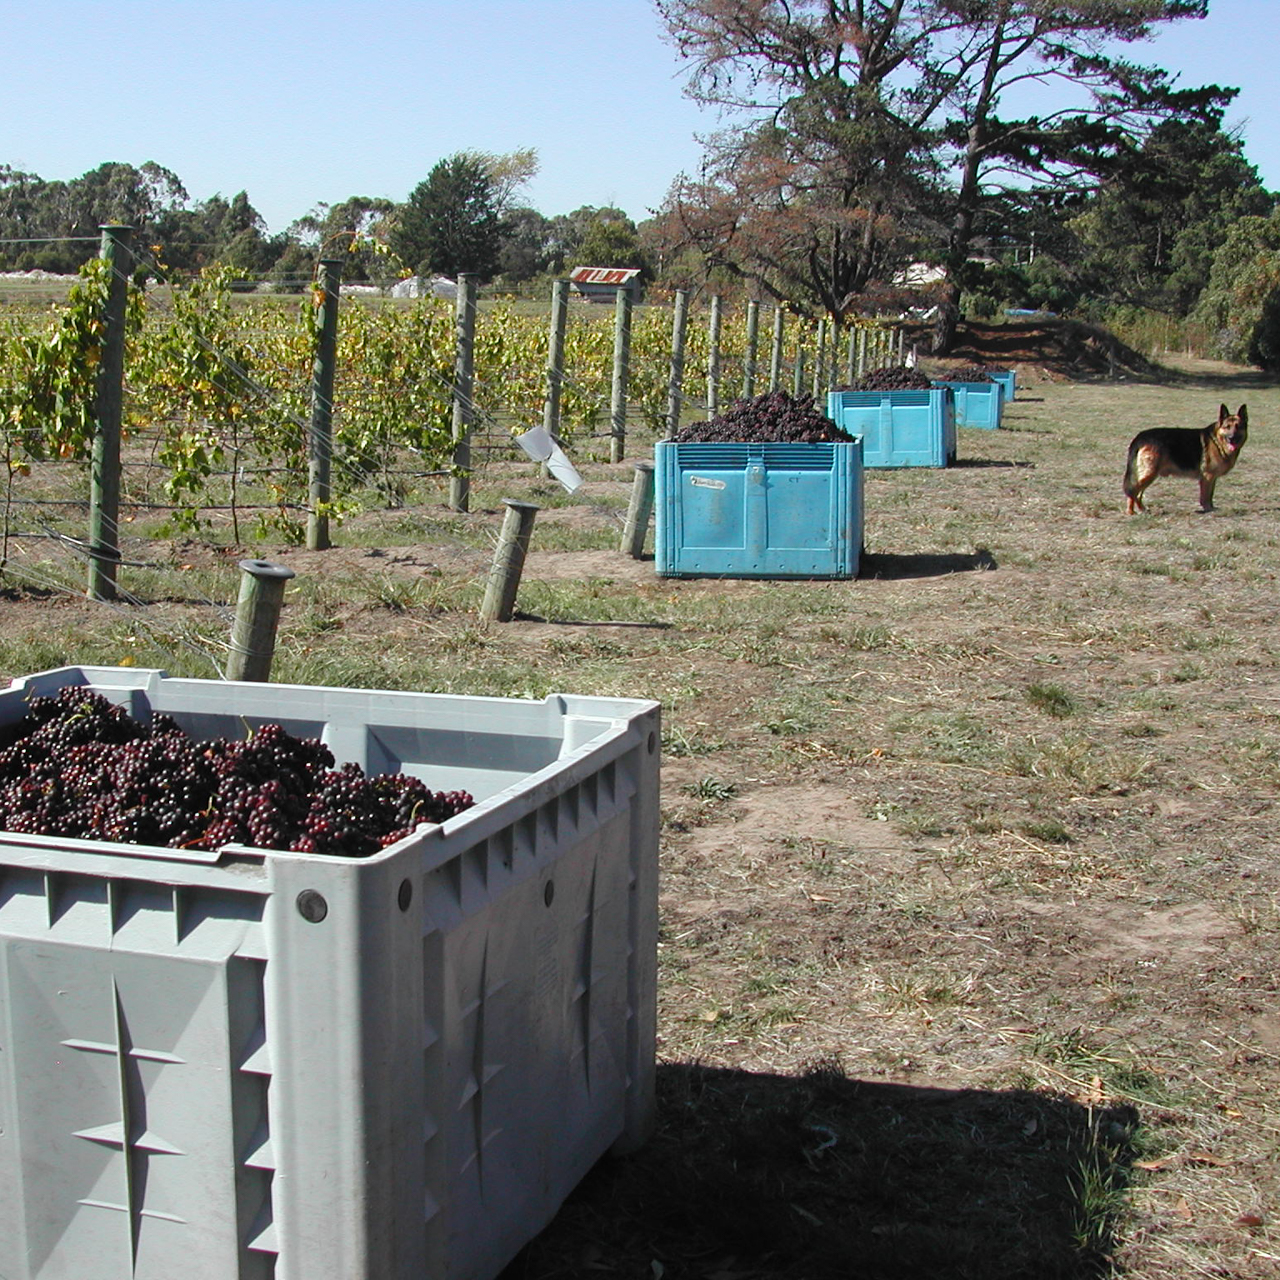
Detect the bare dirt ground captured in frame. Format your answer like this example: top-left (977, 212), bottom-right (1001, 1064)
top-left (2, 340), bottom-right (1280, 1278)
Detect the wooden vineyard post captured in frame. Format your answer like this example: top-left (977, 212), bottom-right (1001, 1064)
top-left (307, 258), bottom-right (342, 551)
top-left (87, 223), bottom-right (133, 602)
top-left (227, 559), bottom-right (296, 682)
top-left (792, 341), bottom-right (805, 397)
top-left (743, 299), bottom-right (760, 399)
top-left (610, 287), bottom-right (631, 463)
top-left (846, 327), bottom-right (857, 384)
top-left (666, 289), bottom-right (688, 438)
top-left (480, 500), bottom-right (539, 623)
top-left (543, 278), bottom-right (569, 442)
top-left (812, 319), bottom-right (827, 396)
top-left (706, 294), bottom-right (722, 421)
top-left (449, 273), bottom-right (478, 512)
top-left (769, 306), bottom-right (784, 392)
top-left (620, 461), bottom-right (655, 559)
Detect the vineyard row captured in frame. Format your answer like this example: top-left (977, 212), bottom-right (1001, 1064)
top-left (0, 253), bottom-right (904, 562)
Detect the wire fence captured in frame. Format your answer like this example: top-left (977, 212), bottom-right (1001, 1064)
top-left (0, 238), bottom-right (908, 671)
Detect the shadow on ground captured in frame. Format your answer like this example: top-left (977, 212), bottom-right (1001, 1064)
top-left (504, 1063), bottom-right (1137, 1280)
top-left (860, 549), bottom-right (997, 578)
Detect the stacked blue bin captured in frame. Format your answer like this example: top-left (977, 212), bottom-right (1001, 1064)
top-left (824, 388), bottom-right (955, 467)
top-left (654, 439), bottom-right (863, 579)
top-left (931, 378), bottom-right (1004, 430)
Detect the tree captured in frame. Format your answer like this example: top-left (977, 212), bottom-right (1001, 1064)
top-left (391, 154), bottom-right (506, 281)
top-left (157, 190), bottom-right (277, 277)
top-left (1192, 211), bottom-right (1280, 368)
top-left (0, 167), bottom-right (49, 266)
top-left (572, 211), bottom-right (648, 272)
top-left (918, 1), bottom-right (1233, 349)
top-left (1068, 121), bottom-right (1272, 315)
top-left (0, 161), bottom-right (190, 273)
top-left (469, 147), bottom-right (539, 215)
top-left (654, 1), bottom-right (938, 315)
top-left (656, 0), bottom-right (1234, 347)
top-left (283, 196), bottom-right (397, 283)
top-left (496, 207), bottom-right (556, 283)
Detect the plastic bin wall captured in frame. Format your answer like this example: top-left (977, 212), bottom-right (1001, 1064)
top-left (932, 380), bottom-right (1004, 430)
top-left (824, 389), bottom-right (955, 468)
top-left (988, 369), bottom-right (1016, 402)
top-left (654, 439), bottom-right (863, 578)
top-left (0, 667), bottom-right (661, 1280)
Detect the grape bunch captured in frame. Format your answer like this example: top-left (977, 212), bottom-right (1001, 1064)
top-left (942, 364), bottom-right (997, 383)
top-left (837, 365), bottom-right (935, 392)
top-left (672, 390), bottom-right (856, 444)
top-left (0, 686), bottom-right (474, 857)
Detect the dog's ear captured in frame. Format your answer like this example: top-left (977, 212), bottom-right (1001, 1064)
top-left (1238, 404), bottom-right (1248, 425)
top-left (1219, 403), bottom-right (1230, 420)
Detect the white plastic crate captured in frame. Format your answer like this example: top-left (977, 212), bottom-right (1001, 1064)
top-left (0, 667), bottom-right (660, 1280)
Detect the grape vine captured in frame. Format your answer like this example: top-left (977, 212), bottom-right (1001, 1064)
top-left (2, 268), bottom-right (903, 541)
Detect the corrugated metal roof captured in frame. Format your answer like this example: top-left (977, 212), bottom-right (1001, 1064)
top-left (569, 267), bottom-right (641, 285)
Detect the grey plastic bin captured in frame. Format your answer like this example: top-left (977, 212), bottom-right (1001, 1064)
top-left (0, 667), bottom-right (660, 1280)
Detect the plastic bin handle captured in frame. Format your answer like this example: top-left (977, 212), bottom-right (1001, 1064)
top-left (0, 830), bottom-right (230, 864)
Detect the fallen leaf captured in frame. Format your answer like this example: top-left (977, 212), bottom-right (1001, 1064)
top-left (1237, 1214), bottom-right (1265, 1230)
top-left (1134, 1156), bottom-right (1176, 1171)
top-left (1175, 1198), bottom-right (1194, 1222)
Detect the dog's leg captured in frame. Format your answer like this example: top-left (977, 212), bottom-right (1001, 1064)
top-left (1199, 475), bottom-right (1216, 512)
top-left (1124, 444), bottom-right (1149, 514)
top-left (1126, 476), bottom-right (1149, 514)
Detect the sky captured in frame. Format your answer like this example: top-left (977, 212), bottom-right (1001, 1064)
top-left (3, 0), bottom-right (1278, 236)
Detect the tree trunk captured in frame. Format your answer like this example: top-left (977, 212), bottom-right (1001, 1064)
top-left (933, 155), bottom-right (980, 355)
top-left (933, 19), bottom-right (1006, 355)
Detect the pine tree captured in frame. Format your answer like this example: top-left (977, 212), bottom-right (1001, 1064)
top-left (392, 154), bottom-right (503, 281)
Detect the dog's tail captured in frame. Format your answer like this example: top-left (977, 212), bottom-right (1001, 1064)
top-left (1122, 440), bottom-right (1141, 499)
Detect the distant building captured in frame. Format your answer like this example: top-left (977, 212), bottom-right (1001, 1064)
top-left (569, 266), bottom-right (643, 303)
top-left (893, 262), bottom-right (948, 288)
top-left (389, 275), bottom-right (458, 300)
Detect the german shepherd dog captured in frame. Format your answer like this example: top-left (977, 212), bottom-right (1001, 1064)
top-left (1123, 403), bottom-right (1248, 514)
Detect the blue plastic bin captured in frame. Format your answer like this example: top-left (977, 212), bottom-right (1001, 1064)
top-left (988, 369), bottom-right (1016, 401)
top-left (824, 389), bottom-right (955, 468)
top-left (654, 439), bottom-right (863, 579)
top-left (932, 380), bottom-right (1004, 430)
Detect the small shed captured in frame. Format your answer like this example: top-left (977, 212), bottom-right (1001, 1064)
top-left (569, 266), bottom-right (643, 303)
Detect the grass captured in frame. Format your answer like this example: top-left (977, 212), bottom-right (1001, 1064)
top-left (1026, 680), bottom-right (1080, 717)
top-left (3, 357), bottom-right (1280, 1278)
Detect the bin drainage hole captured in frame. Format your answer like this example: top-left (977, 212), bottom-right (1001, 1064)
top-left (648, 731), bottom-right (657, 755)
top-left (398, 878), bottom-right (414, 911)
top-left (296, 889), bottom-right (329, 923)
top-left (544, 880), bottom-right (555, 907)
